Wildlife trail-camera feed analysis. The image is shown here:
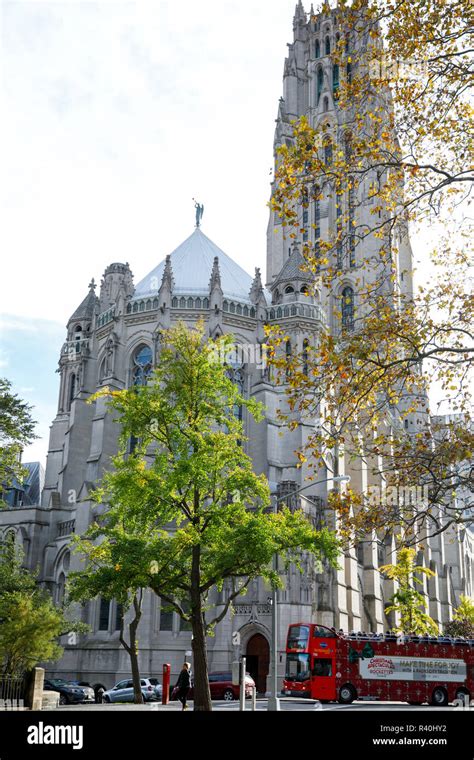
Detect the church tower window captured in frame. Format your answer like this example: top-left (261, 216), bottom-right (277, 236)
top-left (324, 136), bottom-right (333, 165)
top-left (315, 40), bottom-right (320, 59)
top-left (333, 64), bottom-right (339, 93)
top-left (285, 339), bottom-right (292, 378)
top-left (325, 36), bottom-right (331, 55)
top-left (317, 67), bottom-right (323, 103)
top-left (68, 374), bottom-right (76, 410)
top-left (348, 178), bottom-right (356, 267)
top-left (341, 287), bottom-right (354, 331)
top-left (336, 189), bottom-right (343, 268)
top-left (303, 339), bottom-right (309, 376)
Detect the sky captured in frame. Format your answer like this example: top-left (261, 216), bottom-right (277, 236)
top-left (0, 0), bottom-right (452, 466)
top-left (0, 0), bottom-right (300, 464)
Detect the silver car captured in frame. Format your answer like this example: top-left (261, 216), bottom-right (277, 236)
top-left (103, 678), bottom-right (162, 703)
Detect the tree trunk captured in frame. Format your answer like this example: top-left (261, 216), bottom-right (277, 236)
top-left (191, 544), bottom-right (212, 712)
top-left (118, 592), bottom-right (144, 705)
top-left (129, 617), bottom-right (144, 704)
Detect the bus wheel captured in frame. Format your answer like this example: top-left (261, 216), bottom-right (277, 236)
top-left (431, 687), bottom-right (448, 707)
top-left (455, 688), bottom-right (470, 704)
top-left (339, 684), bottom-right (356, 704)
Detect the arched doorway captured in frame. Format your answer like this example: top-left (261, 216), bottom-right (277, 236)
top-left (246, 633), bottom-right (270, 694)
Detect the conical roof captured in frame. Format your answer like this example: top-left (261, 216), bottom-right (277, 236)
top-left (271, 245), bottom-right (309, 288)
top-left (68, 286), bottom-right (98, 322)
top-left (134, 228), bottom-right (255, 303)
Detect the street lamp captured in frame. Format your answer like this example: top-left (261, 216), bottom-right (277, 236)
top-left (267, 474), bottom-right (351, 711)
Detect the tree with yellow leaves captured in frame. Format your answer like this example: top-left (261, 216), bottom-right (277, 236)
top-left (267, 0), bottom-right (473, 545)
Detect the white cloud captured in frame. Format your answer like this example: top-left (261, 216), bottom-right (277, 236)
top-left (0, 0), bottom-right (292, 326)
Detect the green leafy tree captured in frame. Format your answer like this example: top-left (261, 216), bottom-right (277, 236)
top-left (68, 537), bottom-right (147, 705)
top-left (0, 378), bottom-right (37, 505)
top-left (0, 539), bottom-right (86, 676)
top-left (445, 595), bottom-right (474, 637)
top-left (72, 321), bottom-right (340, 711)
top-left (380, 547), bottom-right (438, 634)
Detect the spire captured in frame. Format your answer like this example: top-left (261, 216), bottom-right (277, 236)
top-left (157, 254), bottom-right (175, 311)
top-left (159, 255), bottom-right (175, 293)
top-left (249, 267), bottom-right (264, 305)
top-left (209, 256), bottom-right (222, 291)
top-left (293, 0), bottom-right (306, 25)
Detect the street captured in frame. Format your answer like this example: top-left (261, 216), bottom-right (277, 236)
top-left (54, 699), bottom-right (457, 712)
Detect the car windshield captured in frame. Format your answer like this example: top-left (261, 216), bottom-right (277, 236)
top-left (285, 653), bottom-right (310, 682)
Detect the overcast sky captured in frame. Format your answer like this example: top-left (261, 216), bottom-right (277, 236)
top-left (0, 0), bottom-right (445, 466)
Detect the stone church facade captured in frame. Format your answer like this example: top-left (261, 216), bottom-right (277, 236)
top-left (2, 2), bottom-right (472, 693)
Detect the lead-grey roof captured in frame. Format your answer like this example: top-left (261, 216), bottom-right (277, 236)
top-left (134, 228), bottom-right (256, 303)
top-left (271, 247), bottom-right (309, 288)
top-left (68, 289), bottom-right (98, 322)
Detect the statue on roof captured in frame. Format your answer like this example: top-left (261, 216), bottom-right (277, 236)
top-left (193, 199), bottom-right (204, 228)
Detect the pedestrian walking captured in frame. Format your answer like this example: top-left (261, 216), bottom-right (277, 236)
top-left (175, 662), bottom-right (191, 711)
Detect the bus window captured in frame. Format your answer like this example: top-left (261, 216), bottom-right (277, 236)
top-left (286, 654), bottom-right (311, 682)
top-left (313, 626), bottom-right (336, 638)
top-left (312, 658), bottom-right (332, 677)
top-left (287, 625), bottom-right (310, 650)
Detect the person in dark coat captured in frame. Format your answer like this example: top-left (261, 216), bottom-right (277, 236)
top-left (175, 662), bottom-right (191, 710)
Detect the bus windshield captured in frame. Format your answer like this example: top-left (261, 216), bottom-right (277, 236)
top-left (287, 625), bottom-right (310, 650)
top-left (286, 653), bottom-right (310, 682)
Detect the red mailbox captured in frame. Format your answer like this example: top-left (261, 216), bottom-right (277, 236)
top-left (162, 663), bottom-right (171, 705)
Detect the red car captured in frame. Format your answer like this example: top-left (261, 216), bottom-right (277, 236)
top-left (172, 671), bottom-right (255, 701)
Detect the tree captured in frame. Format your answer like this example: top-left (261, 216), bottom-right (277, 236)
top-left (266, 0), bottom-right (473, 543)
top-left (445, 595), bottom-right (474, 637)
top-left (68, 535), bottom-right (148, 705)
top-left (379, 547), bottom-right (438, 634)
top-left (0, 539), bottom-right (86, 676)
top-left (74, 321), bottom-right (340, 711)
top-left (0, 378), bottom-right (37, 505)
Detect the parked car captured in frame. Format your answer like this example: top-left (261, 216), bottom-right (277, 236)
top-left (43, 679), bottom-right (95, 705)
top-left (102, 677), bottom-right (161, 703)
top-left (171, 671), bottom-right (255, 701)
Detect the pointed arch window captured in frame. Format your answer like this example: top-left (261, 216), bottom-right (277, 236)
top-left (68, 374), bottom-right (76, 410)
top-left (315, 40), bottom-right (320, 59)
top-left (348, 177), bottom-right (356, 267)
top-left (56, 572), bottom-right (66, 605)
top-left (325, 36), bottom-right (331, 55)
top-left (333, 64), bottom-right (339, 93)
top-left (336, 189), bottom-right (343, 268)
top-left (285, 339), bottom-right (292, 379)
top-left (314, 186), bottom-right (321, 266)
top-left (303, 338), bottom-right (310, 376)
top-left (98, 598), bottom-right (110, 631)
top-left (346, 61), bottom-right (352, 84)
top-left (225, 365), bottom-right (245, 428)
top-left (341, 287), bottom-right (354, 331)
top-left (317, 67), bottom-right (323, 104)
top-left (132, 344), bottom-right (153, 386)
top-left (324, 137), bottom-right (333, 166)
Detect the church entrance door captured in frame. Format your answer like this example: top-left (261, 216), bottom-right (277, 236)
top-left (246, 633), bottom-right (270, 694)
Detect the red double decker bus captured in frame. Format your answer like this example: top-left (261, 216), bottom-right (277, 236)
top-left (284, 623), bottom-right (474, 705)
